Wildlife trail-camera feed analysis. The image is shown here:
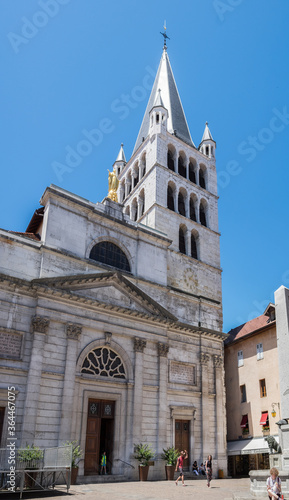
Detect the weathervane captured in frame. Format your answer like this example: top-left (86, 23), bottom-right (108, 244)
top-left (160, 21), bottom-right (170, 49)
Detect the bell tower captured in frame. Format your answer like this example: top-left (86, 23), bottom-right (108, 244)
top-left (117, 40), bottom-right (222, 331)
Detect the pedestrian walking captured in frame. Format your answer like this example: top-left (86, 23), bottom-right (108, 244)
top-left (175, 450), bottom-right (188, 486)
top-left (100, 451), bottom-right (107, 475)
top-left (205, 454), bottom-right (212, 487)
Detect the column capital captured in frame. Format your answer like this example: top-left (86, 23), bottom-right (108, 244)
top-left (134, 337), bottom-right (146, 353)
top-left (66, 323), bottom-right (82, 340)
top-left (31, 316), bottom-right (49, 334)
top-left (200, 352), bottom-right (210, 365)
top-left (213, 354), bottom-right (223, 367)
top-left (158, 342), bottom-right (169, 357)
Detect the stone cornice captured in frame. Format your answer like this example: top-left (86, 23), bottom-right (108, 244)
top-left (0, 273), bottom-right (226, 340)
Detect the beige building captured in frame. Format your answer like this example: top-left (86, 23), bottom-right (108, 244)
top-left (225, 304), bottom-right (280, 477)
top-left (0, 43), bottom-right (227, 481)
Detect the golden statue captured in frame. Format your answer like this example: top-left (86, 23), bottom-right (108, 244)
top-left (107, 167), bottom-right (119, 202)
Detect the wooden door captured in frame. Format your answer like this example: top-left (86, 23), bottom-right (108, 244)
top-left (84, 399), bottom-right (115, 475)
top-left (175, 420), bottom-right (190, 467)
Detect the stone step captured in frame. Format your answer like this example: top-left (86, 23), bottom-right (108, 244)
top-left (78, 474), bottom-right (128, 484)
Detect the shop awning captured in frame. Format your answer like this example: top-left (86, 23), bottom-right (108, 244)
top-left (240, 415), bottom-right (248, 428)
top-left (227, 436), bottom-right (279, 456)
top-left (260, 412), bottom-right (268, 425)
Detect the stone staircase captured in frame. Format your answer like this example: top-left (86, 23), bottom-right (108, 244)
top-left (78, 474), bottom-right (129, 484)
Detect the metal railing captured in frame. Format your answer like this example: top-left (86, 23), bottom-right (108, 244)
top-left (0, 445), bottom-right (72, 498)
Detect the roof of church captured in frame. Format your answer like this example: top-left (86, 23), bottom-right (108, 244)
top-left (133, 48), bottom-right (194, 154)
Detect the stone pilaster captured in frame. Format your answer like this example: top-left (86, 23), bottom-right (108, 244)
top-left (133, 337), bottom-right (146, 443)
top-left (21, 316), bottom-right (49, 443)
top-left (157, 343), bottom-right (169, 452)
top-left (213, 354), bottom-right (227, 470)
top-left (200, 352), bottom-right (210, 459)
top-left (58, 323), bottom-right (82, 442)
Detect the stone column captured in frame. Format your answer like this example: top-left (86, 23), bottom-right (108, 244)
top-left (196, 165), bottom-right (200, 186)
top-left (58, 323), bottom-right (82, 443)
top-left (213, 354), bottom-right (227, 469)
top-left (196, 200), bottom-right (200, 223)
top-left (21, 316), bottom-right (49, 443)
top-left (200, 352), bottom-right (210, 460)
top-left (274, 285), bottom-right (289, 470)
top-left (133, 337), bottom-right (146, 443)
top-left (157, 343), bottom-right (169, 452)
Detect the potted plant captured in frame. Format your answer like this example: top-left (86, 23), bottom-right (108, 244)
top-left (63, 441), bottom-right (83, 485)
top-left (161, 446), bottom-right (179, 480)
top-left (18, 444), bottom-right (44, 489)
top-left (134, 443), bottom-right (155, 481)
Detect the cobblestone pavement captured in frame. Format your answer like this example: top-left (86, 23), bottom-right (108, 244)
top-left (6, 478), bottom-right (251, 500)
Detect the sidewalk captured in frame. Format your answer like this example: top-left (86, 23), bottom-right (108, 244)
top-left (6, 478), bottom-right (252, 500)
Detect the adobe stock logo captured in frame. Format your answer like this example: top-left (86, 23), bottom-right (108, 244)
top-left (51, 65), bottom-right (156, 182)
top-left (7, 0), bottom-right (71, 54)
top-left (217, 106), bottom-right (289, 190)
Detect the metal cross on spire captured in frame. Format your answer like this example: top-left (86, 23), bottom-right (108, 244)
top-left (160, 21), bottom-right (170, 49)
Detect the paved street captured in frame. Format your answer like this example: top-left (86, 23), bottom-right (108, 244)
top-left (5, 478), bottom-right (252, 500)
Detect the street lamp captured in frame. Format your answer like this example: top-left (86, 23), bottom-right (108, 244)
top-left (271, 403), bottom-right (280, 418)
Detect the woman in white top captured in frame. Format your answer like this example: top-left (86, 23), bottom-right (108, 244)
top-left (267, 467), bottom-right (282, 499)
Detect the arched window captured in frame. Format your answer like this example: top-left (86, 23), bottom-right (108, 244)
top-left (200, 202), bottom-right (207, 227)
top-left (127, 172), bottom-right (132, 195)
top-left (190, 196), bottom-right (196, 221)
top-left (178, 154), bottom-right (186, 178)
top-left (89, 241), bottom-right (130, 272)
top-left (81, 346), bottom-right (126, 379)
top-left (167, 185), bottom-right (175, 211)
top-left (189, 161), bottom-right (196, 183)
top-left (199, 167), bottom-right (206, 189)
top-left (179, 226), bottom-right (186, 254)
top-left (141, 153), bottom-right (146, 177)
top-left (178, 191), bottom-right (186, 217)
top-left (191, 232), bottom-right (198, 260)
top-left (167, 150), bottom-right (174, 171)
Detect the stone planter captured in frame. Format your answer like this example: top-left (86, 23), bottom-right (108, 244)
top-left (165, 465), bottom-right (175, 480)
top-left (138, 465), bottom-right (149, 481)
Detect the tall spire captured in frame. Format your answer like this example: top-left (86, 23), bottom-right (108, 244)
top-left (133, 48), bottom-right (194, 154)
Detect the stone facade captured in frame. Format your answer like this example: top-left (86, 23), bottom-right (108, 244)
top-left (0, 46), bottom-right (227, 480)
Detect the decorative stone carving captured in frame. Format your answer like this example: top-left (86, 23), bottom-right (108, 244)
top-left (66, 323), bottom-right (82, 340)
top-left (105, 331), bottom-right (112, 345)
top-left (158, 342), bottom-right (169, 357)
top-left (31, 316), bottom-right (49, 334)
top-left (213, 354), bottom-right (223, 367)
top-left (134, 337), bottom-right (146, 353)
top-left (200, 352), bottom-right (210, 365)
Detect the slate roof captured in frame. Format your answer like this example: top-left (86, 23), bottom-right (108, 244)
top-left (133, 48), bottom-right (194, 154)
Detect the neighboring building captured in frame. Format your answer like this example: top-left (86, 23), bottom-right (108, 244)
top-left (224, 304), bottom-right (280, 477)
top-left (0, 41), bottom-right (227, 480)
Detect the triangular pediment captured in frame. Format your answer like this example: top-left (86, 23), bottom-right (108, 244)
top-left (32, 272), bottom-right (176, 320)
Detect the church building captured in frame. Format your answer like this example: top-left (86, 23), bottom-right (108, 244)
top-left (0, 39), bottom-right (227, 480)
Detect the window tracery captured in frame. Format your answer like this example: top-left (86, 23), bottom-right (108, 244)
top-left (81, 347), bottom-right (126, 379)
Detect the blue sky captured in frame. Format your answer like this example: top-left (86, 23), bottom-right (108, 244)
top-left (1, 0), bottom-right (289, 332)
